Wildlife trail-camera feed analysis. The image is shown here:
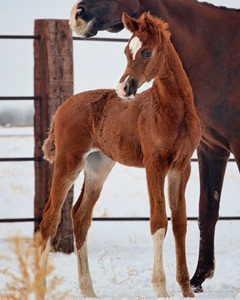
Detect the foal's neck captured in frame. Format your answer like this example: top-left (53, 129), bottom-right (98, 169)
top-left (154, 41), bottom-right (193, 104)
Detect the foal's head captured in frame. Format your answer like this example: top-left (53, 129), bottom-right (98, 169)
top-left (116, 12), bottom-right (171, 99)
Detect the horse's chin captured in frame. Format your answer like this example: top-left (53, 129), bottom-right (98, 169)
top-left (117, 91), bottom-right (137, 101)
top-left (70, 19), bottom-right (99, 38)
top-left (121, 95), bottom-right (136, 101)
top-left (107, 23), bottom-right (124, 33)
top-left (70, 19), bottom-right (124, 37)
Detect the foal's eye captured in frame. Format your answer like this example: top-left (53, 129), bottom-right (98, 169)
top-left (142, 51), bottom-right (152, 58)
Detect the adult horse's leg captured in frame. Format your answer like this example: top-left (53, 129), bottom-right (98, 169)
top-left (190, 142), bottom-right (230, 291)
top-left (39, 150), bottom-right (85, 298)
top-left (168, 165), bottom-right (194, 298)
top-left (72, 152), bottom-right (115, 298)
top-left (145, 162), bottom-right (169, 298)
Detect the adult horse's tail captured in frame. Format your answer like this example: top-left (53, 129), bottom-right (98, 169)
top-left (42, 117), bottom-right (55, 164)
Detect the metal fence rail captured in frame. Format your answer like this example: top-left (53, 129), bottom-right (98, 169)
top-left (0, 216), bottom-right (240, 223)
top-left (0, 34), bottom-right (41, 40)
top-left (0, 157), bottom-right (41, 162)
top-left (0, 96), bottom-right (41, 101)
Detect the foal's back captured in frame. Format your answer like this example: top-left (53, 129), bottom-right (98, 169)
top-left (54, 82), bottom-right (198, 172)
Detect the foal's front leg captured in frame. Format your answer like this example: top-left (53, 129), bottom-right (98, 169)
top-left (145, 165), bottom-right (169, 298)
top-left (168, 166), bottom-right (194, 298)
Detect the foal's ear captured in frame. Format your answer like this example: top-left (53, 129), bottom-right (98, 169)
top-left (122, 12), bottom-right (139, 32)
top-left (142, 12), bottom-right (157, 32)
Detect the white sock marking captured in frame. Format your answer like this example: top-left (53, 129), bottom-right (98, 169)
top-left (77, 242), bottom-right (96, 297)
top-left (152, 228), bottom-right (169, 297)
top-left (129, 36), bottom-right (142, 60)
top-left (39, 238), bottom-right (51, 298)
top-left (40, 238), bottom-right (51, 269)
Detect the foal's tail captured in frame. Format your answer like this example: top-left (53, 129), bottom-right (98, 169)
top-left (42, 117), bottom-right (56, 164)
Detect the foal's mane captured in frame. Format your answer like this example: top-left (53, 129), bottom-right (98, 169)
top-left (137, 12), bottom-right (169, 35)
top-left (124, 11), bottom-right (171, 45)
top-left (139, 12), bottom-right (169, 30)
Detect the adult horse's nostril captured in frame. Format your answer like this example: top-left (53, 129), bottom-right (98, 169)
top-left (77, 2), bottom-right (84, 10)
top-left (75, 6), bottom-right (85, 19)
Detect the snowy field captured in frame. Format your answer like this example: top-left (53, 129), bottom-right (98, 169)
top-left (0, 126), bottom-right (239, 299)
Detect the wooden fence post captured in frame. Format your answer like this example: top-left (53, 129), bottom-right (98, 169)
top-left (34, 19), bottom-right (74, 253)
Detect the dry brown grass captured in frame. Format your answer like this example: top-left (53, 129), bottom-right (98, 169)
top-left (0, 234), bottom-right (69, 300)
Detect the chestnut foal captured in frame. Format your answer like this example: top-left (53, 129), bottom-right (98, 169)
top-left (39, 12), bottom-right (201, 298)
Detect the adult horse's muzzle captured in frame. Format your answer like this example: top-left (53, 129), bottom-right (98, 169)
top-left (116, 78), bottom-right (138, 99)
top-left (69, 1), bottom-right (124, 37)
top-left (69, 2), bottom-right (96, 37)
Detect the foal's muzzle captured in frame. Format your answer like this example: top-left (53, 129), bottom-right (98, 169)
top-left (116, 78), bottom-right (138, 99)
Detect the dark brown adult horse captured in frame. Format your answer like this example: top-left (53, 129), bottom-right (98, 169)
top-left (70, 0), bottom-right (240, 292)
top-left (39, 12), bottom-right (201, 298)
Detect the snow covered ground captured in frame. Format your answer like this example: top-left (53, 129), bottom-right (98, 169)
top-left (0, 126), bottom-right (239, 299)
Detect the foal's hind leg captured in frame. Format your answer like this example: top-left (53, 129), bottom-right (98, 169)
top-left (39, 152), bottom-right (84, 298)
top-left (40, 154), bottom-right (84, 249)
top-left (168, 165), bottom-right (194, 297)
top-left (72, 152), bottom-right (115, 298)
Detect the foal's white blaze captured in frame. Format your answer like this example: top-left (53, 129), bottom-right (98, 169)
top-left (152, 228), bottom-right (169, 297)
top-left (77, 241), bottom-right (97, 297)
top-left (129, 36), bottom-right (142, 60)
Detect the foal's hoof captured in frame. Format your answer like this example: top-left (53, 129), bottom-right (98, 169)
top-left (80, 283), bottom-right (97, 298)
top-left (191, 284), bottom-right (203, 293)
top-left (82, 291), bottom-right (97, 298)
top-left (34, 231), bottom-right (43, 248)
top-left (181, 284), bottom-right (195, 298)
top-left (154, 287), bottom-right (169, 298)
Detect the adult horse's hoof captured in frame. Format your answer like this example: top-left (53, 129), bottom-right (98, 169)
top-left (191, 284), bottom-right (204, 293)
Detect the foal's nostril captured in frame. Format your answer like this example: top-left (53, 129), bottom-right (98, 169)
top-left (124, 83), bottom-right (129, 94)
top-left (125, 79), bottom-right (138, 97)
